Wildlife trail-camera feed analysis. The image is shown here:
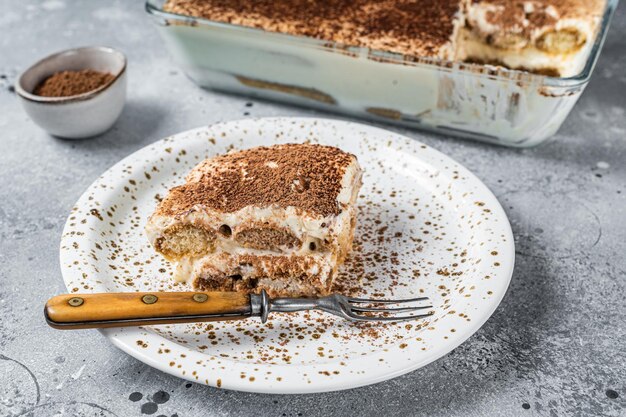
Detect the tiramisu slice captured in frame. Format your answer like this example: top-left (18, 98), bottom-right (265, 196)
top-left (146, 143), bottom-right (362, 297)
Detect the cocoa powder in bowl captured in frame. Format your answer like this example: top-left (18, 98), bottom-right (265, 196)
top-left (34, 69), bottom-right (115, 97)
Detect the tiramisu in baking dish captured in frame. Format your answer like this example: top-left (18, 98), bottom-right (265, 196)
top-left (147, 0), bottom-right (617, 146)
top-left (162, 0), bottom-right (606, 77)
top-left (146, 144), bottom-right (362, 297)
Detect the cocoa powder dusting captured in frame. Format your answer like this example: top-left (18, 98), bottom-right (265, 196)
top-left (34, 69), bottom-right (115, 97)
top-left (163, 0), bottom-right (461, 58)
top-left (157, 143), bottom-right (358, 217)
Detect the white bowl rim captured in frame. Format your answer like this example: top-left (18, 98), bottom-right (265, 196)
top-left (15, 46), bottom-right (127, 104)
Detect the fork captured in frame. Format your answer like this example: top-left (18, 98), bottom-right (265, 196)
top-left (44, 290), bottom-right (433, 329)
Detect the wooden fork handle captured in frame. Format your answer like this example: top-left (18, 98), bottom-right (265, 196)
top-left (44, 292), bottom-right (252, 330)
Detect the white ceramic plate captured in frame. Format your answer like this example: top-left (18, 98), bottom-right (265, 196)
top-left (60, 117), bottom-right (514, 394)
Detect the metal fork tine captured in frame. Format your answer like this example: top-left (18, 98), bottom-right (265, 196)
top-left (348, 312), bottom-right (433, 322)
top-left (347, 296), bottom-right (429, 304)
top-left (350, 305), bottom-right (433, 314)
top-left (252, 290), bottom-right (435, 323)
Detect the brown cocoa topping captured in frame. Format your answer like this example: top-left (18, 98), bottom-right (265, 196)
top-left (34, 69), bottom-right (115, 97)
top-left (163, 0), bottom-right (461, 57)
top-left (156, 143), bottom-right (357, 217)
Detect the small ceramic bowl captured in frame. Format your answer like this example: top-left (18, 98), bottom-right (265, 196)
top-left (16, 46), bottom-right (127, 139)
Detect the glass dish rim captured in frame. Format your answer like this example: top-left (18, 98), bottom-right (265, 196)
top-left (145, 0), bottom-right (618, 88)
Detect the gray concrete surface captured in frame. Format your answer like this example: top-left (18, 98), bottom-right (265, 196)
top-left (1, 1), bottom-right (625, 416)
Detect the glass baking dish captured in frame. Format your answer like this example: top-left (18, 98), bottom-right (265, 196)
top-left (145, 0), bottom-right (618, 147)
